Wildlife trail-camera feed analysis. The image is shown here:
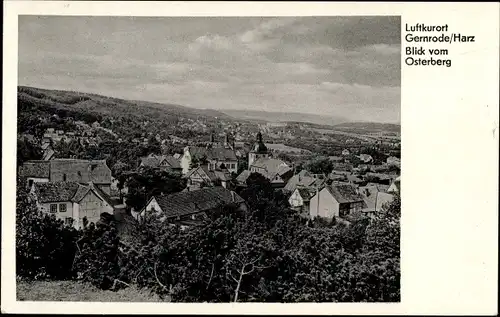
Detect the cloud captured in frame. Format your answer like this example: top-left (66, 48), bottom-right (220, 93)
top-left (18, 16), bottom-right (401, 123)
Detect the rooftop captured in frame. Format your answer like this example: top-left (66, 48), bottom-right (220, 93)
top-left (149, 187), bottom-right (245, 218)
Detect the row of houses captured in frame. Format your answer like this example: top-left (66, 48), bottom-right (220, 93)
top-left (19, 158), bottom-right (128, 229)
top-left (288, 171), bottom-right (400, 222)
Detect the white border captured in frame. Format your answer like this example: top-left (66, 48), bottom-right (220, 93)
top-left (3, 1), bottom-right (499, 315)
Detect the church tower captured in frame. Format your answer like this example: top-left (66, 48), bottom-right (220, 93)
top-left (248, 131), bottom-right (269, 167)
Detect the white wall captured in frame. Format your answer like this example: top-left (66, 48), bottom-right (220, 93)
top-left (38, 201), bottom-right (74, 226)
top-left (288, 189), bottom-right (304, 208)
top-left (309, 187), bottom-right (339, 219)
top-left (77, 190), bottom-right (113, 227)
top-left (180, 148), bottom-right (191, 175)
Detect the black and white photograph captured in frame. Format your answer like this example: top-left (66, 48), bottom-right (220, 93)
top-left (15, 14), bottom-right (400, 303)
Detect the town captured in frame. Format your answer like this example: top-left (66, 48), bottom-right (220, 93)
top-left (16, 85), bottom-right (401, 303)
top-left (17, 86), bottom-right (401, 232)
top-left (15, 15), bottom-right (401, 303)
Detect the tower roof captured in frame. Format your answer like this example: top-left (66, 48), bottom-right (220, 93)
top-left (251, 131), bottom-right (268, 153)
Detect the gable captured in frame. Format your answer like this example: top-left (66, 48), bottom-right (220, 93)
top-left (79, 189), bottom-right (102, 203)
top-left (321, 187), bottom-right (339, 204)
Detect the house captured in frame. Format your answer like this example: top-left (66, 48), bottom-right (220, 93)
top-left (358, 154), bottom-right (373, 163)
top-left (139, 154), bottom-right (182, 174)
top-left (42, 148), bottom-right (55, 161)
top-left (244, 157), bottom-right (293, 188)
top-left (135, 187), bottom-right (247, 228)
top-left (180, 146), bottom-right (238, 175)
top-left (328, 156), bottom-right (344, 162)
top-left (185, 165), bottom-right (233, 190)
top-left (387, 156), bottom-right (401, 167)
top-left (387, 175), bottom-right (401, 194)
top-left (359, 184), bottom-right (394, 218)
top-left (364, 172), bottom-right (395, 185)
top-left (288, 186), bottom-right (316, 213)
top-left (309, 184), bottom-right (367, 222)
top-left (30, 181), bottom-right (121, 229)
top-left (169, 135), bottom-right (188, 144)
top-left (284, 170), bottom-right (325, 193)
top-left (19, 159), bottom-right (112, 194)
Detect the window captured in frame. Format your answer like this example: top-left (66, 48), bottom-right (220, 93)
top-left (63, 173), bottom-right (67, 181)
top-left (59, 203), bottom-right (67, 213)
top-left (28, 179), bottom-right (34, 188)
top-left (50, 204), bottom-right (57, 213)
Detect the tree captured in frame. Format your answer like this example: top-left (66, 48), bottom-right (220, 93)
top-left (16, 177), bottom-right (78, 280)
top-left (125, 167), bottom-right (187, 211)
top-left (17, 138), bottom-right (42, 167)
top-left (304, 156), bottom-right (334, 175)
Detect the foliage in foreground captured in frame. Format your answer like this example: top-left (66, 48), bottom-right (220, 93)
top-left (16, 176), bottom-right (400, 302)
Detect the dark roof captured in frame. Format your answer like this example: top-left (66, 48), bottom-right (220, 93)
top-left (72, 184), bottom-right (91, 202)
top-left (284, 170), bottom-right (324, 192)
top-left (326, 184), bottom-right (365, 204)
top-left (297, 187), bottom-right (315, 202)
top-left (185, 165), bottom-right (218, 183)
top-left (19, 161), bottom-right (50, 178)
top-left (140, 155), bottom-right (181, 169)
top-left (162, 155), bottom-right (182, 169)
top-left (33, 181), bottom-right (118, 205)
top-left (251, 158), bottom-right (292, 179)
top-left (20, 159), bottom-right (112, 184)
top-left (251, 132), bottom-right (268, 154)
top-left (236, 170), bottom-right (251, 184)
top-left (93, 184), bottom-right (120, 206)
top-left (251, 141), bottom-right (268, 153)
top-left (33, 182), bottom-right (82, 203)
top-left (150, 187), bottom-right (245, 218)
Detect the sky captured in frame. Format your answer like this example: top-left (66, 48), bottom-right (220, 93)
top-left (18, 16), bottom-right (401, 123)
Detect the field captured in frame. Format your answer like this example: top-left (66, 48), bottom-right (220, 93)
top-left (16, 280), bottom-right (169, 302)
top-left (265, 143), bottom-right (312, 154)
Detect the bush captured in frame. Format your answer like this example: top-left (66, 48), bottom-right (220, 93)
top-left (16, 177), bottom-right (401, 302)
top-left (16, 178), bottom-right (79, 280)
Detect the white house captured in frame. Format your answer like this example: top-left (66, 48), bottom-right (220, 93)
top-left (180, 146), bottom-right (238, 175)
top-left (288, 187), bottom-right (316, 213)
top-left (30, 181), bottom-right (119, 229)
top-left (387, 175), bottom-right (401, 194)
top-left (309, 184), bottom-right (367, 221)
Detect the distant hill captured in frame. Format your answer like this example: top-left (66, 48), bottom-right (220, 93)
top-left (220, 109), bottom-right (348, 127)
top-left (332, 122), bottom-right (401, 134)
top-left (17, 86), bottom-right (233, 121)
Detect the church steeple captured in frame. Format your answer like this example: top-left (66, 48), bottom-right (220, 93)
top-left (249, 131), bottom-right (269, 167)
top-left (257, 131), bottom-right (263, 143)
